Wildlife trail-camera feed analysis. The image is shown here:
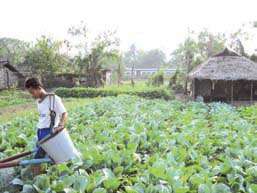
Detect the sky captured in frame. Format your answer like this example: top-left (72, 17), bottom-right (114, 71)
top-left (1, 0), bottom-right (257, 55)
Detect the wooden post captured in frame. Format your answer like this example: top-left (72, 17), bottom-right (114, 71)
top-left (6, 69), bottom-right (10, 89)
top-left (231, 80), bottom-right (234, 104)
top-left (211, 80), bottom-right (214, 102)
top-left (250, 81), bottom-right (253, 105)
top-left (192, 79), bottom-right (195, 99)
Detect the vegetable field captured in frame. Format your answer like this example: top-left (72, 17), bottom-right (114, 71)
top-left (0, 95), bottom-right (257, 193)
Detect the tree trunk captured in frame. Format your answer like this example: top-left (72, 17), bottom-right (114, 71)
top-left (184, 51), bottom-right (193, 95)
top-left (117, 62), bottom-right (122, 86)
top-left (131, 63), bottom-right (135, 87)
top-left (237, 39), bottom-right (246, 56)
top-left (6, 69), bottom-right (10, 89)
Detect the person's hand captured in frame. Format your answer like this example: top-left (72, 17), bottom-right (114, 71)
top-left (53, 125), bottom-right (64, 133)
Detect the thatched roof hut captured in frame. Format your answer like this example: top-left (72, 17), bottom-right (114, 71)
top-left (189, 48), bottom-right (257, 103)
top-left (189, 48), bottom-right (257, 81)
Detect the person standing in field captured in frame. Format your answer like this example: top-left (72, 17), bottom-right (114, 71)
top-left (24, 77), bottom-right (68, 174)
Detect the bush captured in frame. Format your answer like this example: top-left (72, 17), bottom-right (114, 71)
top-left (168, 70), bottom-right (179, 88)
top-left (147, 71), bottom-right (164, 86)
top-left (55, 87), bottom-right (174, 100)
top-left (168, 69), bottom-right (185, 93)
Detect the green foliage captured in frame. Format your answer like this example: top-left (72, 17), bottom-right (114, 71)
top-left (55, 86), bottom-right (173, 100)
top-left (0, 96), bottom-right (256, 192)
top-left (170, 29), bottom-right (226, 70)
top-left (147, 71), bottom-right (164, 86)
top-left (69, 23), bottom-right (121, 87)
top-left (24, 36), bottom-right (68, 76)
top-left (168, 70), bottom-right (185, 92)
top-left (0, 37), bottom-right (28, 65)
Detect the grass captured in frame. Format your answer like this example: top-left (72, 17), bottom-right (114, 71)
top-left (103, 81), bottom-right (152, 91)
top-left (0, 98), bottom-right (93, 124)
top-left (0, 89), bottom-right (32, 108)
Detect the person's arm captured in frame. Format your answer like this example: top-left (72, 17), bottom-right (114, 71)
top-left (53, 96), bottom-right (68, 132)
top-left (56, 112), bottom-right (68, 130)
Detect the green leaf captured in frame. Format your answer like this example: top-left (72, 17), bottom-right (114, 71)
top-left (248, 184), bottom-right (257, 193)
top-left (92, 188), bottom-right (107, 193)
top-left (73, 176), bottom-right (88, 193)
top-left (125, 184), bottom-right (145, 193)
top-left (11, 178), bottom-right (24, 186)
top-left (102, 168), bottom-right (120, 190)
top-left (34, 175), bottom-right (50, 191)
top-left (211, 183), bottom-right (231, 193)
top-left (63, 188), bottom-right (77, 193)
top-left (21, 184), bottom-right (36, 193)
top-left (103, 178), bottom-right (120, 190)
top-left (246, 166), bottom-right (257, 178)
top-left (51, 180), bottom-right (65, 192)
top-left (198, 184), bottom-right (211, 193)
top-left (149, 166), bottom-right (167, 180)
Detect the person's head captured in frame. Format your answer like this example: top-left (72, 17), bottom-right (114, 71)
top-left (24, 77), bottom-right (44, 99)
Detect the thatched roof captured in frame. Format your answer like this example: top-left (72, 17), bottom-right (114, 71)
top-left (189, 48), bottom-right (257, 81)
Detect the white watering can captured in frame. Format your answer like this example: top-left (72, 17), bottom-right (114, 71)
top-left (38, 128), bottom-right (81, 164)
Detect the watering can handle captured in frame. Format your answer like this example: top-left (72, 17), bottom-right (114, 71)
top-left (0, 151), bottom-right (33, 163)
top-left (0, 160), bottom-right (20, 169)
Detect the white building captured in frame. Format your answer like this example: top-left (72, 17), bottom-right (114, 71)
top-left (124, 67), bottom-right (177, 78)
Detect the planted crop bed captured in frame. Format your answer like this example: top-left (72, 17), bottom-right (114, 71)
top-left (0, 95), bottom-right (256, 193)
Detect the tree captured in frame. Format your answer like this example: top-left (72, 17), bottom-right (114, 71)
top-left (197, 29), bottom-right (226, 59)
top-left (127, 44), bottom-right (137, 87)
top-left (123, 47), bottom-right (166, 69)
top-left (227, 26), bottom-right (249, 56)
top-left (0, 37), bottom-right (28, 65)
top-left (24, 36), bottom-right (68, 77)
top-left (138, 49), bottom-right (166, 68)
top-left (170, 29), bottom-right (226, 70)
top-left (183, 36), bottom-right (198, 94)
top-left (69, 22), bottom-right (120, 87)
top-left (169, 29), bottom-right (225, 94)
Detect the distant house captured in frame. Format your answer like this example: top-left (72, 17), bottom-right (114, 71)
top-left (189, 48), bottom-right (257, 103)
top-left (102, 69), bottom-right (112, 85)
top-left (124, 67), bottom-right (176, 79)
top-left (43, 73), bottom-right (79, 88)
top-left (0, 59), bottom-right (24, 90)
top-left (80, 68), bottom-right (112, 87)
top-left (43, 70), bottom-right (112, 88)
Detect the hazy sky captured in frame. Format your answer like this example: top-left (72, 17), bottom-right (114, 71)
top-left (1, 0), bottom-right (257, 55)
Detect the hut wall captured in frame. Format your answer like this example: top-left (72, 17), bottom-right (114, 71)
top-left (232, 80), bottom-right (257, 100)
top-left (0, 66), bottom-right (6, 89)
top-left (194, 79), bottom-right (257, 102)
top-left (211, 80), bottom-right (230, 102)
top-left (194, 79), bottom-right (212, 100)
top-left (0, 66), bottom-right (19, 89)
